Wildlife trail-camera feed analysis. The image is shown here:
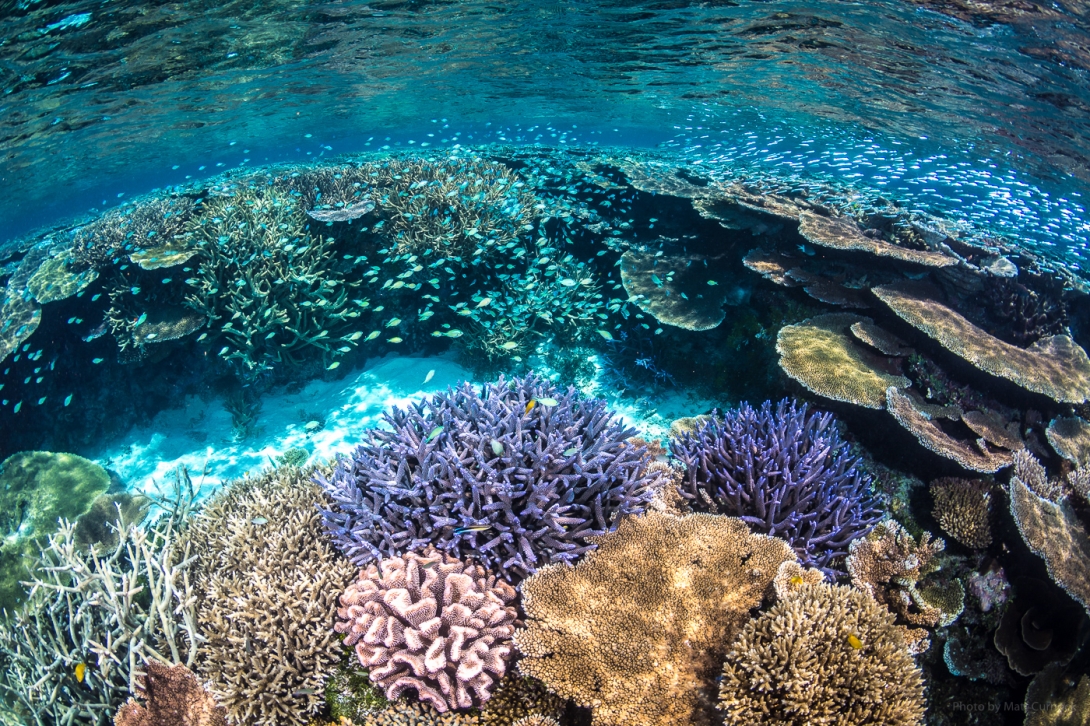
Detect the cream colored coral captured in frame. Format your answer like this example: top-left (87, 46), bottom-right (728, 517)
top-left (886, 387), bottom-right (1013, 473)
top-left (718, 581), bottom-right (926, 726)
top-left (930, 477), bottom-right (992, 549)
top-left (515, 512), bottom-right (794, 726)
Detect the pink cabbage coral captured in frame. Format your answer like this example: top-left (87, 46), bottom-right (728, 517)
top-left (335, 549), bottom-right (518, 712)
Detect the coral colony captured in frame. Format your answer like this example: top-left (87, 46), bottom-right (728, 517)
top-left (5, 146), bottom-right (1090, 726)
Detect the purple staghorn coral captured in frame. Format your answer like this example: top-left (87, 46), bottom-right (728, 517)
top-left (335, 549), bottom-right (517, 712)
top-left (317, 374), bottom-right (657, 581)
top-left (670, 398), bottom-right (882, 577)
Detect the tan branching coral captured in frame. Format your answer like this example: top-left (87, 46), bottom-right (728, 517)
top-left (847, 519), bottom-right (963, 646)
top-left (1047, 416), bottom-right (1090, 467)
top-left (515, 512), bottom-right (795, 726)
top-left (776, 314), bottom-right (909, 409)
top-left (886, 387), bottom-right (1014, 473)
top-left (772, 560), bottom-right (827, 599)
top-left (1009, 455), bottom-right (1090, 616)
top-left (798, 211), bottom-right (956, 267)
top-left (873, 281), bottom-right (1090, 403)
top-left (619, 250), bottom-right (728, 331)
top-left (718, 580), bottom-right (926, 726)
top-left (186, 466), bottom-right (355, 726)
top-left (930, 478), bottom-right (993, 549)
top-left (114, 662), bottom-right (226, 726)
top-left (336, 549), bottom-right (518, 713)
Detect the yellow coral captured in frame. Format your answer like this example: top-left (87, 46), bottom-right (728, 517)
top-left (515, 512), bottom-right (794, 726)
top-left (776, 313), bottom-right (909, 409)
top-left (718, 581), bottom-right (926, 726)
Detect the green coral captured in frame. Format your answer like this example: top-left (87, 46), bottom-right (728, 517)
top-left (182, 188), bottom-right (367, 377)
top-left (0, 451), bottom-right (112, 610)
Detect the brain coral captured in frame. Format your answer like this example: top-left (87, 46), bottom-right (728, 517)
top-left (670, 398), bottom-right (882, 576)
top-left (718, 579), bottom-right (926, 726)
top-left (335, 549), bottom-right (518, 712)
top-left (515, 511), bottom-right (795, 726)
top-left (319, 374), bottom-right (659, 581)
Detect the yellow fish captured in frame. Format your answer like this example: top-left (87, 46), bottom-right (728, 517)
top-left (388, 337), bottom-right (403, 343)
top-left (75, 663), bottom-right (86, 683)
top-left (789, 576), bottom-right (804, 586)
top-left (525, 400), bottom-right (536, 414)
top-left (847, 634), bottom-right (863, 650)
top-left (365, 330), bottom-right (381, 341)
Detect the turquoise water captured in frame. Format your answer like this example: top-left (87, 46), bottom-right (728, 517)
top-left (2, 0), bottom-right (1090, 725)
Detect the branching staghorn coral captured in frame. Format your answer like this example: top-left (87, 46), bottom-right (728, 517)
top-left (71, 196), bottom-right (196, 272)
top-left (182, 188), bottom-right (366, 376)
top-left (515, 512), bottom-right (795, 726)
top-left (0, 468), bottom-right (200, 726)
top-left (319, 375), bottom-right (659, 582)
top-left (718, 577), bottom-right (926, 726)
top-left (336, 549), bottom-right (518, 712)
top-left (670, 398), bottom-right (882, 576)
top-left (185, 465), bottom-right (355, 726)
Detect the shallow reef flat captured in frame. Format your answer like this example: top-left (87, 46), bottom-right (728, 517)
top-left (1, 145), bottom-right (1090, 726)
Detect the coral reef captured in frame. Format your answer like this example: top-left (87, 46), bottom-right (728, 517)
top-left (182, 188), bottom-right (366, 377)
top-left (0, 450), bottom-right (113, 610)
top-left (73, 491), bottom-right (151, 550)
top-left (847, 519), bottom-right (963, 648)
top-left (886, 387), bottom-right (1013, 473)
top-left (618, 250), bottom-right (728, 331)
top-left (1009, 453), bottom-right (1090, 615)
top-left (1047, 416), bottom-right (1090, 467)
top-left (476, 675), bottom-right (565, 726)
top-left (930, 477), bottom-right (993, 549)
top-left (776, 313), bottom-right (910, 409)
top-left (113, 662), bottom-right (226, 726)
top-left (515, 511), bottom-right (795, 726)
top-left (993, 578), bottom-right (1088, 676)
top-left (319, 375), bottom-right (658, 582)
top-left (69, 196), bottom-right (197, 272)
top-left (718, 579), bottom-right (926, 726)
top-left (850, 319), bottom-right (914, 356)
top-left (670, 398), bottom-right (882, 575)
top-left (798, 210), bottom-right (956, 267)
top-left (1024, 663), bottom-right (1090, 726)
top-left (335, 549), bottom-right (518, 712)
top-left (872, 281), bottom-right (1090, 403)
top-left (185, 466), bottom-right (355, 726)
top-left (0, 469), bottom-right (199, 726)
top-left (982, 273), bottom-right (1069, 347)
top-left (27, 256), bottom-right (99, 304)
top-left (966, 565), bottom-right (1010, 613)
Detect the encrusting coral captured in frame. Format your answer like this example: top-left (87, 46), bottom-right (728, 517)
top-left (515, 511), bottom-right (795, 726)
top-left (670, 398), bottom-right (882, 576)
top-left (335, 549), bottom-right (518, 713)
top-left (113, 662), bottom-right (226, 726)
top-left (718, 574), bottom-right (926, 726)
top-left (319, 375), bottom-right (660, 582)
top-left (776, 313), bottom-right (910, 409)
top-left (185, 466), bottom-right (355, 726)
top-left (872, 281), bottom-right (1090, 403)
top-left (930, 477), bottom-right (993, 549)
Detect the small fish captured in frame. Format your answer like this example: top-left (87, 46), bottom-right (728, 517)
top-left (92, 358), bottom-right (104, 364)
top-left (13, 401), bottom-right (21, 413)
top-left (596, 330), bottom-right (613, 341)
top-left (386, 318), bottom-right (401, 327)
top-left (560, 278), bottom-right (576, 287)
top-left (91, 293), bottom-right (101, 302)
top-left (490, 439), bottom-right (504, 455)
top-left (500, 341), bottom-right (518, 350)
top-left (789, 575), bottom-right (804, 586)
top-left (426, 426), bottom-right (443, 442)
top-left (525, 400), bottom-right (536, 414)
top-left (563, 447), bottom-right (577, 456)
top-left (218, 346), bottom-right (230, 356)
top-left (847, 634), bottom-right (863, 650)
top-left (365, 330), bottom-right (381, 341)
top-left (458, 308), bottom-right (473, 316)
top-left (251, 516), bottom-right (268, 525)
top-left (707, 280), bottom-right (718, 286)
top-left (75, 663), bottom-right (87, 683)
top-left (134, 312), bottom-right (148, 327)
top-left (348, 331), bottom-right (364, 341)
top-left (476, 297), bottom-right (492, 308)
top-left (327, 361), bottom-right (340, 370)
top-left (419, 310), bottom-right (435, 321)
top-left (424, 369), bottom-right (435, 383)
top-left (454, 525), bottom-right (493, 535)
top-left (197, 333), bottom-right (208, 342)
top-left (444, 330), bottom-right (463, 338)
top-left (537, 397), bottom-right (558, 407)
top-left (64, 394), bottom-right (73, 407)
top-left (291, 688), bottom-right (316, 696)
top-left (387, 337), bottom-right (403, 343)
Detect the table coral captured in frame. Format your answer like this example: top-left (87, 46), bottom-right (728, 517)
top-left (515, 511), bottom-right (795, 726)
top-left (930, 477), bottom-right (993, 549)
top-left (718, 578), bottom-right (926, 726)
top-left (798, 210), bottom-right (956, 267)
top-left (318, 374), bottom-right (659, 582)
top-left (619, 250), bottom-right (728, 331)
top-left (335, 549), bottom-right (518, 712)
top-left (670, 398), bottom-right (882, 576)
